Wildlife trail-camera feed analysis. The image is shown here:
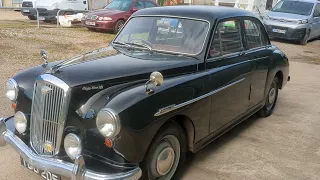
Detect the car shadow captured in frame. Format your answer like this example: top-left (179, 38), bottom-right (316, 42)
top-left (182, 113), bottom-right (262, 174)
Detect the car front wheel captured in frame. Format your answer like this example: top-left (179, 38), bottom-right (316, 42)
top-left (114, 20), bottom-right (125, 34)
top-left (258, 76), bottom-right (279, 117)
top-left (142, 122), bottom-right (187, 180)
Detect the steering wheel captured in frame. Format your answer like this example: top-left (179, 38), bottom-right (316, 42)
top-left (129, 38), bottom-right (152, 47)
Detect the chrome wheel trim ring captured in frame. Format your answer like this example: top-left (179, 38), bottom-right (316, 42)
top-left (156, 147), bottom-right (175, 175)
top-left (150, 135), bottom-right (181, 179)
top-left (268, 88), bottom-right (276, 104)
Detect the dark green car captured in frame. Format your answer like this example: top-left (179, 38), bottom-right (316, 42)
top-left (0, 5), bottom-right (290, 180)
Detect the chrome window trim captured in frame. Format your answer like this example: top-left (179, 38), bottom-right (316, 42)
top-left (30, 74), bottom-right (71, 156)
top-left (112, 15), bottom-right (211, 57)
top-left (154, 78), bottom-right (245, 117)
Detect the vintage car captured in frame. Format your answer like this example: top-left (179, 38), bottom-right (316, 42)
top-left (0, 5), bottom-right (290, 180)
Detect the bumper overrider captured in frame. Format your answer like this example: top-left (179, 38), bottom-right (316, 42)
top-left (0, 117), bottom-right (142, 180)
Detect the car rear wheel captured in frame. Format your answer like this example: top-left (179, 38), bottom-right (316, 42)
top-left (28, 15), bottom-right (36, 20)
top-left (142, 122), bottom-right (187, 180)
top-left (258, 77), bottom-right (279, 117)
top-left (114, 20), bottom-right (125, 34)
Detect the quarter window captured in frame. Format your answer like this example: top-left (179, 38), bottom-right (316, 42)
top-left (209, 19), bottom-right (243, 58)
top-left (244, 19), bottom-right (268, 49)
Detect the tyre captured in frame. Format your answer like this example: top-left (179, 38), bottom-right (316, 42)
top-left (114, 20), bottom-right (125, 34)
top-left (300, 31), bottom-right (310, 45)
top-left (142, 122), bottom-right (187, 180)
top-left (28, 15), bottom-right (36, 20)
top-left (258, 77), bottom-right (279, 117)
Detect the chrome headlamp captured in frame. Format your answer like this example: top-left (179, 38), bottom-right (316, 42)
top-left (96, 108), bottom-right (121, 138)
top-left (5, 79), bottom-right (19, 102)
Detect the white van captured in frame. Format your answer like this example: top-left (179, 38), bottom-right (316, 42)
top-left (22, 0), bottom-right (107, 22)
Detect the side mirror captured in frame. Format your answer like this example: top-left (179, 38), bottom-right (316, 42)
top-left (145, 71), bottom-right (164, 94)
top-left (131, 8), bottom-right (138, 12)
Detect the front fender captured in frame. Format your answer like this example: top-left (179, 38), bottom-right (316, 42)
top-left (105, 72), bottom-right (211, 163)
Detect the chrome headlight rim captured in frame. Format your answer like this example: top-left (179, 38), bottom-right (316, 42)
top-left (64, 133), bottom-right (82, 160)
top-left (14, 111), bottom-right (27, 134)
top-left (5, 78), bottom-right (19, 102)
top-left (96, 108), bottom-right (121, 138)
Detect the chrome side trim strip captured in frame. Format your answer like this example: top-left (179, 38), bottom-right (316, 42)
top-left (154, 78), bottom-right (245, 117)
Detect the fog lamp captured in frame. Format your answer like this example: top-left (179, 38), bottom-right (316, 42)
top-left (64, 133), bottom-right (82, 160)
top-left (14, 111), bottom-right (27, 134)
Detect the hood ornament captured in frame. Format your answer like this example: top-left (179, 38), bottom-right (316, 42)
top-left (40, 49), bottom-right (49, 67)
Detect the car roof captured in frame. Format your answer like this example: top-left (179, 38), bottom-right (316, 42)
top-left (132, 5), bottom-right (256, 23)
top-left (283, 0), bottom-right (318, 3)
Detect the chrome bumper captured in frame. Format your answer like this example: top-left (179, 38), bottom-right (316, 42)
top-left (0, 117), bottom-right (142, 180)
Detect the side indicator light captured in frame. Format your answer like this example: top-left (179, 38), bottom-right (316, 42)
top-left (104, 138), bottom-right (113, 148)
top-left (12, 103), bottom-right (17, 109)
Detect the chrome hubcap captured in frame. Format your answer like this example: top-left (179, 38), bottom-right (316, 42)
top-left (269, 88), bottom-right (276, 104)
top-left (156, 147), bottom-right (175, 175)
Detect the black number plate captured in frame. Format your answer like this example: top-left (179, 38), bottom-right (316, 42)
top-left (20, 157), bottom-right (61, 180)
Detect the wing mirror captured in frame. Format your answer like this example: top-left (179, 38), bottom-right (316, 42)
top-left (145, 71), bottom-right (164, 94)
top-left (131, 8), bottom-right (138, 13)
top-left (40, 49), bottom-right (49, 67)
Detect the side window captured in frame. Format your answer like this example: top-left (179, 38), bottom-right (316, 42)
top-left (145, 1), bottom-right (156, 8)
top-left (134, 1), bottom-right (145, 10)
top-left (244, 19), bottom-right (268, 49)
top-left (209, 19), bottom-right (243, 58)
top-left (314, 4), bottom-right (320, 17)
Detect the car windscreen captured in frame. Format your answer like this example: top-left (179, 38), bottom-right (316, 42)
top-left (114, 17), bottom-right (210, 55)
top-left (104, 0), bottom-right (133, 11)
top-left (271, 0), bottom-right (314, 16)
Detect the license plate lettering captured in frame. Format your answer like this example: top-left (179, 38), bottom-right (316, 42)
top-left (272, 28), bottom-right (286, 34)
top-left (23, 9), bottom-right (30, 12)
top-left (20, 157), bottom-right (60, 180)
top-left (85, 21), bottom-right (95, 26)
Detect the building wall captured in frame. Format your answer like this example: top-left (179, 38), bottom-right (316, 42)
top-left (1, 0), bottom-right (22, 7)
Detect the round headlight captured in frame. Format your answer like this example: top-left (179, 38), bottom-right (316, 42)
top-left (5, 79), bottom-right (19, 102)
top-left (14, 111), bottom-right (27, 134)
top-left (64, 133), bottom-right (82, 160)
top-left (96, 108), bottom-right (121, 138)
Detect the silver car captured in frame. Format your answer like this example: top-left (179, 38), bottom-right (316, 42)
top-left (264, 0), bottom-right (320, 45)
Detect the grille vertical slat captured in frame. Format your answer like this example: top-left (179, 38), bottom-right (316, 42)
top-left (30, 75), bottom-right (69, 156)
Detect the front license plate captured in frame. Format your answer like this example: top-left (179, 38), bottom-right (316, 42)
top-left (272, 28), bottom-right (286, 34)
top-left (22, 9), bottom-right (30, 12)
top-left (85, 21), bottom-right (95, 26)
top-left (20, 157), bottom-right (61, 180)
top-left (39, 17), bottom-right (45, 21)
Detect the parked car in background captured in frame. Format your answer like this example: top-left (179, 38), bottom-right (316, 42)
top-left (21, 0), bottom-right (38, 20)
top-left (23, 0), bottom-right (108, 22)
top-left (0, 6), bottom-right (290, 180)
top-left (263, 0), bottom-right (320, 45)
top-left (81, 0), bottom-right (158, 33)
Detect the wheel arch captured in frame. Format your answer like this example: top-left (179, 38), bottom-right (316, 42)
top-left (170, 114), bottom-right (195, 151)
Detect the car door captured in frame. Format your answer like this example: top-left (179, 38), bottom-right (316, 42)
top-left (311, 3), bottom-right (320, 39)
top-left (242, 17), bottom-right (272, 108)
top-left (207, 18), bottom-right (252, 133)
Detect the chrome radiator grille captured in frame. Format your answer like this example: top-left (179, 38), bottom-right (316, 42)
top-left (30, 74), bottom-right (70, 156)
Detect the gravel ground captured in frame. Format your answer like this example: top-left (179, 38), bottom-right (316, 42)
top-left (0, 10), bottom-right (320, 180)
